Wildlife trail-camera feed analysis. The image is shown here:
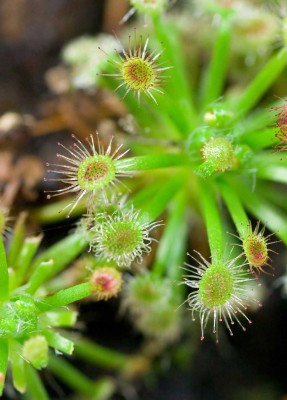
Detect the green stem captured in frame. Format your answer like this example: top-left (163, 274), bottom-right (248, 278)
top-left (24, 232), bottom-right (88, 293)
top-left (32, 197), bottom-right (87, 224)
top-left (237, 128), bottom-right (279, 150)
top-left (151, 14), bottom-right (197, 133)
top-left (128, 179), bottom-right (163, 210)
top-left (72, 337), bottom-right (129, 369)
top-left (253, 150), bottom-right (287, 166)
top-left (0, 340), bottom-right (8, 396)
top-left (199, 181), bottom-right (224, 263)
top-left (7, 212), bottom-right (26, 268)
top-left (138, 173), bottom-right (185, 224)
top-left (11, 235), bottom-right (43, 290)
top-left (25, 366), bottom-right (48, 400)
top-left (218, 180), bottom-right (250, 240)
top-left (256, 165), bottom-right (287, 184)
top-left (256, 182), bottom-right (287, 212)
top-left (48, 355), bottom-right (115, 399)
top-left (152, 190), bottom-right (188, 279)
top-left (233, 48), bottom-right (287, 118)
top-left (10, 340), bottom-right (26, 393)
top-left (36, 282), bottom-right (92, 312)
top-left (200, 17), bottom-right (231, 109)
top-left (40, 309), bottom-right (77, 327)
top-left (234, 103), bottom-right (278, 135)
top-left (43, 330), bottom-right (74, 355)
top-left (0, 236), bottom-right (9, 301)
top-left (115, 153), bottom-right (188, 172)
top-left (24, 260), bottom-right (55, 295)
top-left (232, 180), bottom-right (287, 244)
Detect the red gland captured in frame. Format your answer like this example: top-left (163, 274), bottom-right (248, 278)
top-left (91, 267), bottom-right (122, 301)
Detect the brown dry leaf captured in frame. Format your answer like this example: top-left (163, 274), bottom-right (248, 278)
top-left (14, 155), bottom-right (44, 189)
top-left (0, 151), bottom-right (13, 183)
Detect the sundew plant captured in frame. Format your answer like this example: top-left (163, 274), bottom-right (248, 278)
top-left (1, 0), bottom-right (287, 398)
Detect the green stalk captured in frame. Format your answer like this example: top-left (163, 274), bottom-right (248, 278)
top-left (237, 128), bottom-right (279, 150)
top-left (0, 340), bottom-right (8, 396)
top-left (200, 17), bottom-right (231, 109)
top-left (43, 330), bottom-right (74, 355)
top-left (138, 173), bottom-right (185, 224)
top-left (115, 153), bottom-right (188, 172)
top-left (234, 101), bottom-right (278, 135)
top-left (128, 179), bottom-right (164, 210)
top-left (199, 181), bottom-right (224, 263)
top-left (151, 14), bottom-right (197, 133)
top-left (218, 180), bottom-right (250, 240)
top-left (98, 75), bottom-right (180, 140)
top-left (7, 212), bottom-right (26, 268)
top-left (256, 165), bottom-right (287, 184)
top-left (152, 190), bottom-right (188, 279)
top-left (36, 282), bottom-right (92, 312)
top-left (233, 48), bottom-right (287, 118)
top-left (25, 366), bottom-right (48, 400)
top-left (256, 182), bottom-right (287, 212)
top-left (24, 232), bottom-right (88, 292)
top-left (32, 196), bottom-right (87, 224)
top-left (72, 337), bottom-right (129, 369)
top-left (48, 355), bottom-right (115, 399)
top-left (11, 235), bottom-right (43, 290)
top-left (0, 235), bottom-right (9, 301)
top-left (253, 150), bottom-right (287, 166)
top-left (40, 309), bottom-right (77, 327)
top-left (10, 340), bottom-right (26, 393)
top-left (24, 260), bottom-right (55, 295)
top-left (232, 180), bottom-right (287, 244)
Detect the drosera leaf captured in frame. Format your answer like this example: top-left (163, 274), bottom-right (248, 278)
top-left (49, 354), bottom-right (116, 399)
top-left (0, 235), bottom-right (9, 302)
top-left (26, 365), bottom-right (49, 400)
top-left (35, 282), bottom-right (92, 312)
top-left (26, 231), bottom-right (89, 289)
top-left (10, 339), bottom-right (27, 393)
top-left (7, 212), bottom-right (26, 268)
top-left (0, 339), bottom-right (8, 396)
top-left (42, 330), bottom-right (74, 355)
top-left (40, 309), bottom-right (78, 328)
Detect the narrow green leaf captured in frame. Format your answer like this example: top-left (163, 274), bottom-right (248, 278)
top-left (233, 48), bottom-right (287, 118)
top-left (12, 235), bottom-right (43, 290)
top-left (199, 181), bottom-right (224, 262)
top-left (0, 340), bottom-right (8, 396)
top-left (219, 180), bottom-right (250, 240)
top-left (26, 366), bottom-right (48, 400)
top-left (10, 340), bottom-right (27, 393)
top-left (0, 236), bottom-right (9, 301)
top-left (115, 153), bottom-right (188, 172)
top-left (49, 354), bottom-right (115, 399)
top-left (25, 232), bottom-right (88, 292)
top-left (73, 337), bottom-right (129, 369)
top-left (40, 310), bottom-right (78, 327)
top-left (201, 17), bottom-right (231, 109)
top-left (43, 330), bottom-right (74, 355)
top-left (7, 212), bottom-right (26, 267)
top-left (152, 190), bottom-right (188, 279)
top-left (36, 282), bottom-right (92, 312)
top-left (138, 173), bottom-right (185, 224)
